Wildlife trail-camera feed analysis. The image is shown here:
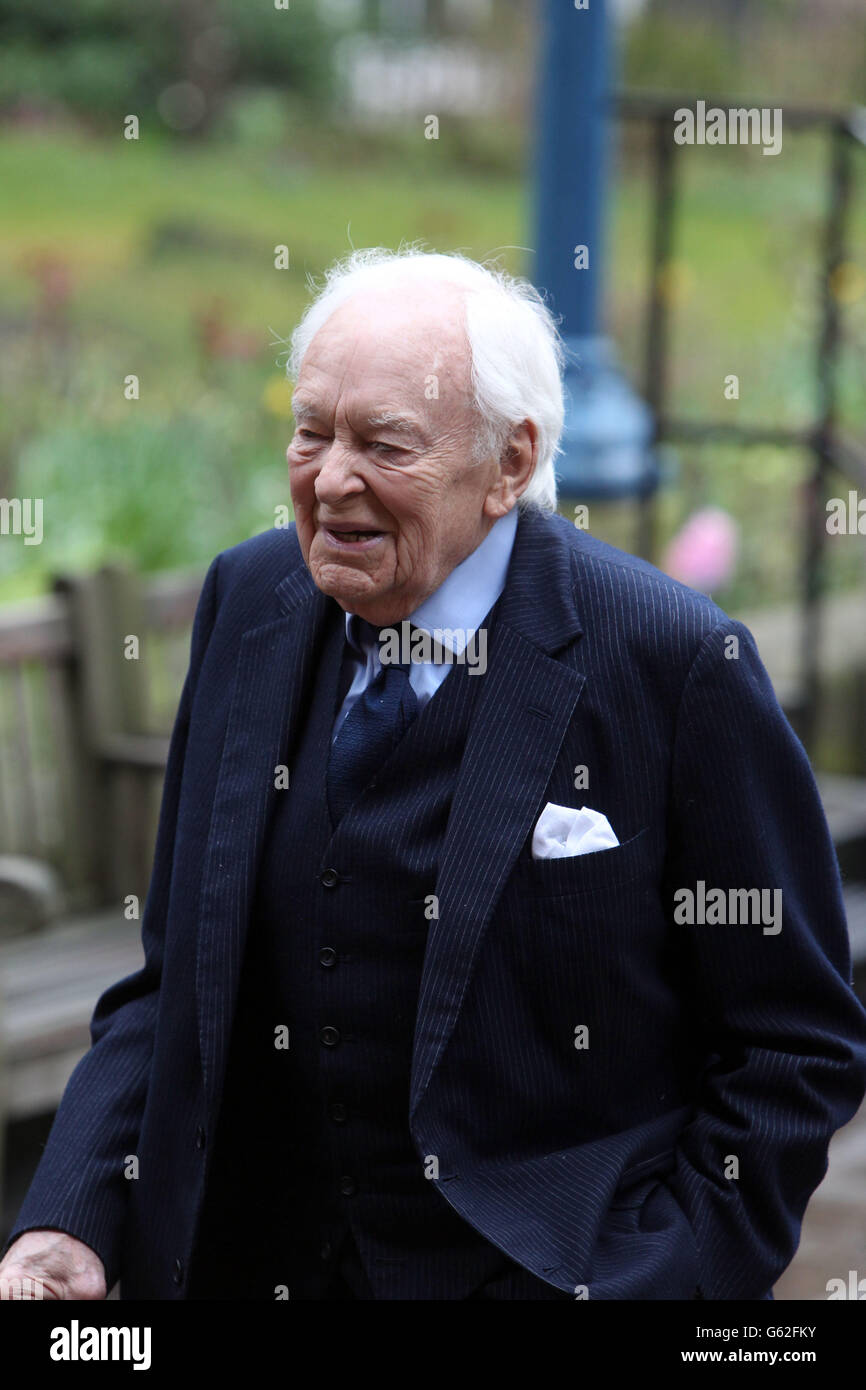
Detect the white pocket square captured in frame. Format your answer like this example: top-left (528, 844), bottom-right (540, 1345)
top-left (531, 802), bottom-right (620, 860)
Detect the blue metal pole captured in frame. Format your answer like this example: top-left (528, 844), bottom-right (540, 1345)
top-left (532, 0), bottom-right (657, 502)
top-left (533, 0), bottom-right (609, 335)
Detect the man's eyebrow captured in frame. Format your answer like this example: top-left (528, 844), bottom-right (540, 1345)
top-left (292, 400), bottom-right (426, 440)
top-left (366, 411), bottom-right (425, 438)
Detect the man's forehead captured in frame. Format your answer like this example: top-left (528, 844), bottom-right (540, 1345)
top-left (294, 356), bottom-right (470, 425)
top-left (293, 288), bottom-right (473, 423)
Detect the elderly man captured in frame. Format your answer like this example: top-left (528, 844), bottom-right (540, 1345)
top-left (2, 249), bottom-right (866, 1302)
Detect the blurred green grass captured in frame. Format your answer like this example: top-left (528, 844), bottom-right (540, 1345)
top-left (1, 123), bottom-right (864, 610)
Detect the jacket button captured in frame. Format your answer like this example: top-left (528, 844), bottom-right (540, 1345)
top-left (329, 1101), bottom-right (348, 1123)
top-left (319, 947), bottom-right (337, 968)
top-left (195, 1125), bottom-right (206, 1150)
top-left (339, 1175), bottom-right (357, 1196)
top-left (173, 1257), bottom-right (184, 1286)
top-left (320, 869), bottom-right (339, 888)
top-left (320, 1025), bottom-right (341, 1047)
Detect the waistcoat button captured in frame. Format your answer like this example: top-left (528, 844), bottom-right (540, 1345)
top-left (320, 1025), bottom-right (341, 1047)
top-left (320, 868), bottom-right (339, 887)
top-left (329, 1101), bottom-right (348, 1123)
top-left (339, 1175), bottom-right (358, 1196)
top-left (319, 946), bottom-right (337, 968)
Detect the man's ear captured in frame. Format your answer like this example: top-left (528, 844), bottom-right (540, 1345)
top-left (487, 419), bottom-right (538, 517)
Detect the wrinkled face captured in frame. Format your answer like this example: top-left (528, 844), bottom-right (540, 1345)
top-left (287, 285), bottom-right (513, 626)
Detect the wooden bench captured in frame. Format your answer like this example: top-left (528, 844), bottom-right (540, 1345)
top-left (0, 907), bottom-right (143, 1121)
top-left (0, 565), bottom-right (203, 1199)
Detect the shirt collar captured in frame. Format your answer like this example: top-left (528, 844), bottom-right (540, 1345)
top-left (344, 505), bottom-right (519, 657)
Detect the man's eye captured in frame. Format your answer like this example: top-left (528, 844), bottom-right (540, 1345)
top-left (298, 429), bottom-right (325, 441)
top-left (369, 440), bottom-right (398, 453)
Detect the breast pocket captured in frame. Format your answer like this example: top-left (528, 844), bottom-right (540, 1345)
top-left (494, 826), bottom-right (660, 1099)
top-left (508, 826), bottom-right (652, 900)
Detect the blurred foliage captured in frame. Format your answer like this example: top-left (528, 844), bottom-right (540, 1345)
top-left (0, 0), bottom-right (333, 128)
top-left (627, 0), bottom-right (866, 105)
top-left (0, 0), bottom-right (864, 150)
top-left (623, 15), bottom-right (738, 96)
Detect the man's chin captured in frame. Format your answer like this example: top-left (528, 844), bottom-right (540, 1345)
top-left (310, 560), bottom-right (384, 609)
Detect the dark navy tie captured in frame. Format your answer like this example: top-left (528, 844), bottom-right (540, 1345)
top-left (327, 617), bottom-right (419, 825)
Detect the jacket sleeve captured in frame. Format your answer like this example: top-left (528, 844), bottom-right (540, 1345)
top-left (0, 553), bottom-right (222, 1291)
top-left (663, 616), bottom-right (866, 1299)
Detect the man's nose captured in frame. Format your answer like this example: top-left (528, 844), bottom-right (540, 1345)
top-left (313, 440), bottom-right (365, 502)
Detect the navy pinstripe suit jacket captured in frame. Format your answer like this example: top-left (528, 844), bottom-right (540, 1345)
top-left (7, 505), bottom-right (866, 1298)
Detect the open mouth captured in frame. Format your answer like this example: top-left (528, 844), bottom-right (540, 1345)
top-left (321, 525), bottom-right (386, 549)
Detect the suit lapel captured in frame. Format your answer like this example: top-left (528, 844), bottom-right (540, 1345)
top-left (196, 538), bottom-right (329, 1111)
top-left (410, 508), bottom-right (586, 1118)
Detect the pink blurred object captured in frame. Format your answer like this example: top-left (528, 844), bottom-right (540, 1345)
top-left (662, 507), bottom-right (739, 592)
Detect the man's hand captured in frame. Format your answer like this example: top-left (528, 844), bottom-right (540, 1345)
top-left (0, 1229), bottom-right (106, 1300)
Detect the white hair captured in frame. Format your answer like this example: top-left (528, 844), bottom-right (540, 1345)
top-left (286, 245), bottom-right (565, 514)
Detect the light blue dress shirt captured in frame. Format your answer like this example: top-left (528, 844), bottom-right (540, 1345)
top-left (331, 505), bottom-right (519, 743)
